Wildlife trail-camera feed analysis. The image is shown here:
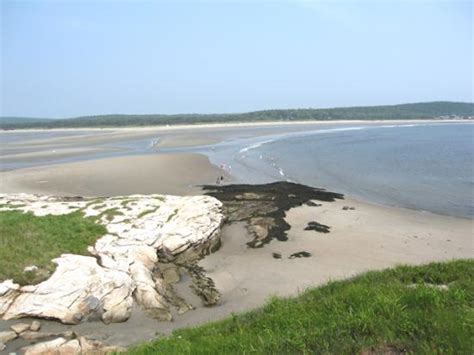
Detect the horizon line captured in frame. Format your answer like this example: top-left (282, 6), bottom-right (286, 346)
top-left (2, 100), bottom-right (473, 120)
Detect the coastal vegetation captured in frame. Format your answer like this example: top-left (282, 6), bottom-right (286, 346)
top-left (0, 210), bottom-right (106, 285)
top-left (1, 101), bottom-right (472, 129)
top-left (129, 259), bottom-right (473, 354)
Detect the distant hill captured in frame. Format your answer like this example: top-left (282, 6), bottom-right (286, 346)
top-left (1, 102), bottom-right (472, 130)
top-left (0, 117), bottom-right (53, 125)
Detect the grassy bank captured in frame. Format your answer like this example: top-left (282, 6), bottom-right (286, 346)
top-left (130, 260), bottom-right (473, 354)
top-left (0, 210), bottom-right (106, 284)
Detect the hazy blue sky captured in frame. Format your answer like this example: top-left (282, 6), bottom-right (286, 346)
top-left (1, 0), bottom-right (472, 118)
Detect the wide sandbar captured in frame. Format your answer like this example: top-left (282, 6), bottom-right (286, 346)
top-left (0, 153), bottom-right (229, 196)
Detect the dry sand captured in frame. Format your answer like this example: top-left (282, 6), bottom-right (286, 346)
top-left (203, 198), bottom-right (472, 312)
top-left (0, 153), bottom-right (231, 196)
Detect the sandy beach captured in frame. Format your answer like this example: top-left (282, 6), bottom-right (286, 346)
top-left (0, 124), bottom-right (473, 352)
top-left (0, 153), bottom-right (230, 196)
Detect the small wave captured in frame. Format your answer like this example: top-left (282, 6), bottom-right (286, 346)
top-left (149, 138), bottom-right (160, 148)
top-left (237, 126), bottom-right (367, 154)
top-left (236, 123), bottom-right (445, 155)
top-left (239, 139), bottom-right (276, 153)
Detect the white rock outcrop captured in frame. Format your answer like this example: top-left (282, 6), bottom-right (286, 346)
top-left (0, 193), bottom-right (224, 324)
top-left (21, 336), bottom-right (125, 354)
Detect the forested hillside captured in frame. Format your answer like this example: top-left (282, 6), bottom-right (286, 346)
top-left (1, 102), bottom-right (472, 129)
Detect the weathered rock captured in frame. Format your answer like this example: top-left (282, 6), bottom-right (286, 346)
top-left (30, 320), bottom-right (41, 331)
top-left (20, 330), bottom-right (74, 341)
top-left (79, 336), bottom-right (126, 353)
top-left (21, 335), bottom-right (124, 354)
top-left (60, 339), bottom-right (81, 353)
top-left (0, 193), bottom-right (225, 324)
top-left (0, 330), bottom-right (17, 343)
top-left (0, 280), bottom-right (20, 317)
top-left (23, 265), bottom-right (38, 273)
top-left (22, 337), bottom-right (70, 355)
top-left (246, 217), bottom-right (276, 247)
top-left (202, 181), bottom-right (343, 248)
top-left (10, 322), bottom-right (30, 334)
top-left (185, 263), bottom-right (221, 306)
top-left (3, 255), bottom-right (134, 324)
top-left (160, 264), bottom-right (181, 284)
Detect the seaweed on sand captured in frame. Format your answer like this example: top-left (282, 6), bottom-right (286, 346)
top-left (202, 181), bottom-right (343, 248)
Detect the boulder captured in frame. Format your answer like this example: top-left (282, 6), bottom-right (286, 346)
top-left (78, 336), bottom-right (126, 353)
top-left (10, 322), bottom-right (31, 334)
top-left (0, 330), bottom-right (17, 343)
top-left (23, 265), bottom-right (38, 273)
top-left (21, 336), bottom-right (124, 354)
top-left (30, 320), bottom-right (41, 331)
top-left (20, 330), bottom-right (74, 341)
top-left (23, 338), bottom-right (81, 354)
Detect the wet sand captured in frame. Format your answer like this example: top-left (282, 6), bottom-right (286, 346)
top-left (1, 119), bottom-right (463, 171)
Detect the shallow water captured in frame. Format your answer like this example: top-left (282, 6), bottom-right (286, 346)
top-left (198, 123), bottom-right (474, 218)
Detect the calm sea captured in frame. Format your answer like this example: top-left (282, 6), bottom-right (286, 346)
top-left (199, 123), bottom-right (474, 218)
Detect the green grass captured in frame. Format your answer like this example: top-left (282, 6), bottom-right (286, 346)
top-left (0, 210), bottom-right (107, 285)
top-left (129, 260), bottom-right (474, 354)
top-left (137, 207), bottom-right (160, 219)
top-left (97, 207), bottom-right (124, 222)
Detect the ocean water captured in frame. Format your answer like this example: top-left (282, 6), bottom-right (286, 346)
top-left (1, 122), bottom-right (473, 217)
top-left (199, 123), bottom-right (474, 218)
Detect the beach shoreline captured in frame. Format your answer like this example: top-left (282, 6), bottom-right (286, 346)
top-left (0, 118), bottom-right (469, 133)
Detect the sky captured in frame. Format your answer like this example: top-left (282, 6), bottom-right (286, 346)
top-left (0, 0), bottom-right (472, 118)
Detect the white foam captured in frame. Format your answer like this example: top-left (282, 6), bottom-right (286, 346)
top-left (236, 123), bottom-right (440, 154)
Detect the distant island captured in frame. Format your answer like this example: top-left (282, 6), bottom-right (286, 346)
top-left (1, 101), bottom-right (473, 130)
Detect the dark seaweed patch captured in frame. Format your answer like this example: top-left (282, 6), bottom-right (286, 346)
top-left (202, 181), bottom-right (343, 248)
top-left (304, 221), bottom-right (331, 233)
top-left (289, 251), bottom-right (312, 259)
